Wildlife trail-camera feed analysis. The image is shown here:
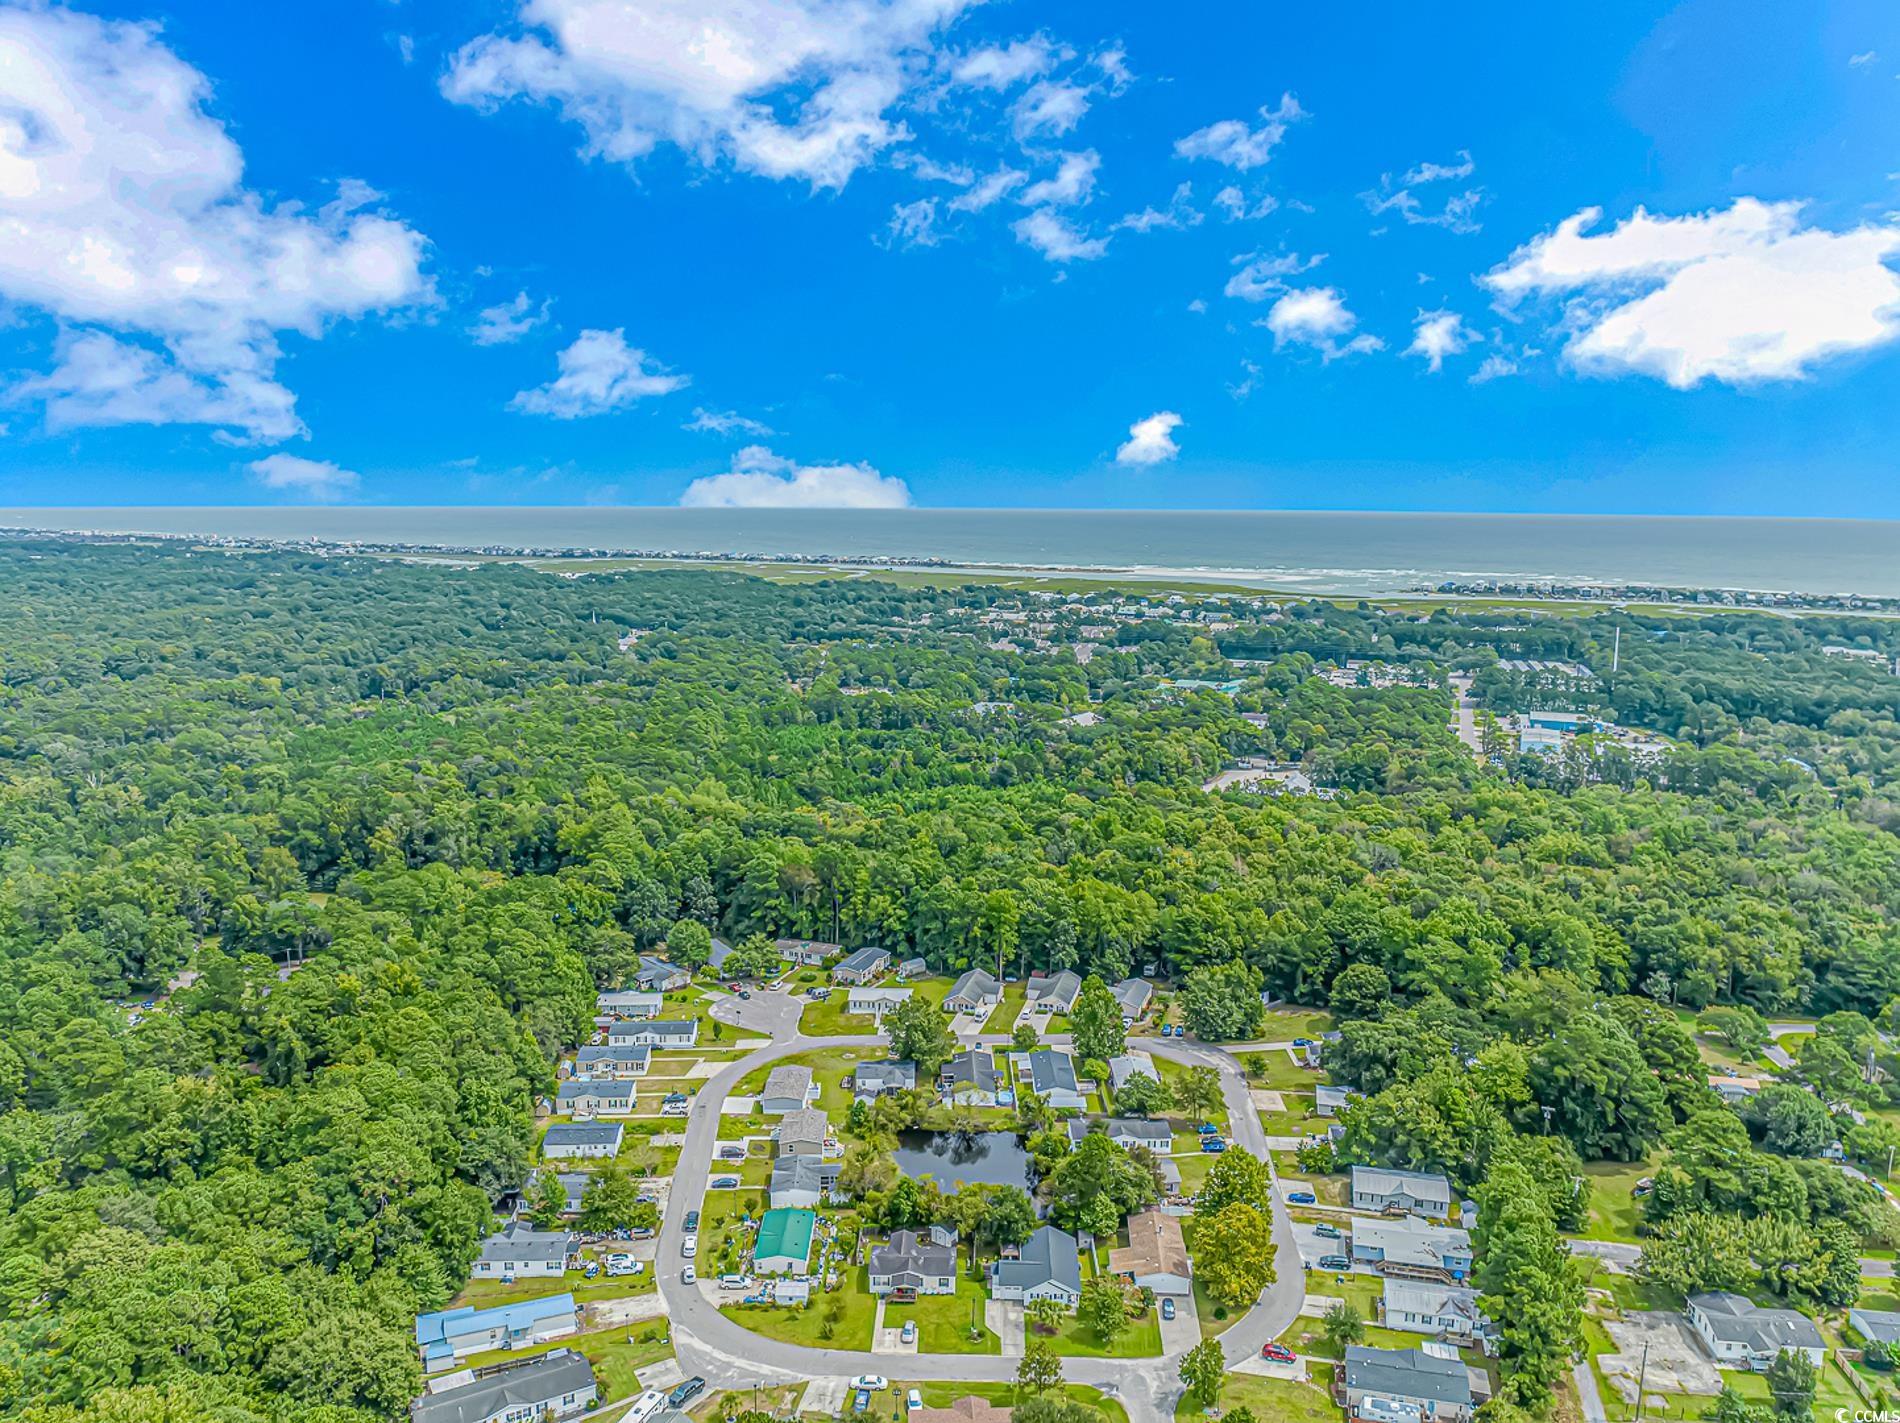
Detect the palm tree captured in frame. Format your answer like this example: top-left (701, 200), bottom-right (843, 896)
top-left (1025, 1297), bottom-right (1067, 1334)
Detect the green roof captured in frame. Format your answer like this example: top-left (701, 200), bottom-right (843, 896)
top-left (756, 1208), bottom-right (816, 1263)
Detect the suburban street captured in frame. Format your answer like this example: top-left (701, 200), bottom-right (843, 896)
top-left (653, 989), bottom-right (1308, 1423)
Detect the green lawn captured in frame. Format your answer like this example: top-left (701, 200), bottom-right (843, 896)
top-left (1578, 1159), bottom-right (1655, 1242)
top-left (735, 1044), bottom-right (878, 1116)
top-left (451, 1320), bottom-right (674, 1403)
top-left (1174, 1372), bottom-right (1344, 1423)
top-left (450, 1267), bottom-right (655, 1311)
top-left (906, 1381), bottom-right (1130, 1423)
top-left (995, 980), bottom-right (1032, 1033)
top-left (720, 1265), bottom-right (880, 1349)
top-left (799, 975), bottom-right (955, 1035)
top-left (1031, 1304), bottom-right (1164, 1358)
top-left (1258, 1008), bottom-right (1336, 1043)
top-left (883, 1268), bottom-right (1000, 1354)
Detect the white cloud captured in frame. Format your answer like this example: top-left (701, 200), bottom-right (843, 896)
top-left (1262, 287), bottom-right (1383, 360)
top-left (1174, 94), bottom-right (1305, 172)
top-left (1404, 309), bottom-right (1478, 372)
top-left (248, 453), bottom-right (360, 501)
top-left (444, 0), bottom-right (979, 190)
top-left (1483, 198), bottom-right (1900, 387)
top-left (679, 444), bottom-right (910, 507)
top-left (1214, 186), bottom-right (1277, 222)
top-left (1018, 150), bottom-right (1099, 208)
top-left (1011, 209), bottom-right (1108, 263)
top-left (1362, 151), bottom-right (1483, 234)
top-left (1227, 359), bottom-right (1261, 400)
top-left (1011, 78), bottom-right (1092, 141)
top-left (0, 7), bottom-right (431, 443)
top-left (1114, 182), bottom-right (1201, 234)
top-left (1115, 410), bottom-right (1182, 465)
top-left (951, 36), bottom-right (1063, 90)
top-left (510, 329), bottom-right (689, 417)
top-left (1223, 251), bottom-right (1322, 303)
top-left (470, 291), bottom-right (549, 345)
top-left (948, 166), bottom-right (1026, 213)
top-left (1092, 46), bottom-right (1133, 92)
top-left (685, 407), bottom-right (775, 436)
top-left (881, 197), bottom-right (940, 248)
top-left (1848, 50), bottom-right (1878, 67)
top-left (1470, 354), bottom-right (1519, 384)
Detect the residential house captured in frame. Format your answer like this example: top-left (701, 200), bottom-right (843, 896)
top-left (1110, 1208), bottom-right (1192, 1296)
top-left (470, 1223), bottom-right (570, 1281)
top-left (521, 1169), bottom-right (589, 1218)
top-left (853, 1060), bottom-right (918, 1101)
top-left (1352, 1166), bottom-right (1453, 1218)
top-left (833, 946), bottom-right (893, 985)
top-left (1849, 1309), bottom-right (1900, 1348)
top-left (1068, 1118), bottom-right (1173, 1155)
top-left (573, 1044), bottom-right (651, 1079)
top-left (1023, 1049), bottom-right (1087, 1112)
top-left (990, 1224), bottom-right (1083, 1306)
top-left (1380, 1280), bottom-right (1492, 1343)
top-left (1107, 1052), bottom-right (1160, 1093)
top-left (595, 990), bottom-right (663, 1020)
top-left (1316, 1084), bottom-right (1354, 1117)
top-left (897, 957), bottom-right (929, 981)
top-left (555, 1079), bottom-right (633, 1117)
top-left (1687, 1292), bottom-right (1826, 1370)
top-left (769, 1156), bottom-right (841, 1210)
top-left (1026, 970), bottom-right (1081, 1015)
top-left (1110, 978), bottom-right (1153, 1025)
top-left (607, 1019), bottom-right (700, 1050)
top-left (945, 969), bottom-right (1002, 1014)
top-left (410, 1349), bottom-right (597, 1423)
top-left (541, 1122), bottom-right (622, 1161)
top-left (754, 1208), bottom-right (817, 1275)
top-left (776, 938), bottom-right (839, 967)
top-left (869, 1229), bottom-right (958, 1298)
top-left (1350, 1217), bottom-right (1473, 1283)
top-left (414, 1294), bottom-right (579, 1368)
top-left (848, 986), bottom-right (912, 1017)
top-left (635, 956), bottom-right (691, 993)
top-left (707, 937), bottom-right (733, 974)
top-left (941, 1050), bottom-right (1001, 1107)
top-left (774, 1107), bottom-right (830, 1159)
top-left (1341, 1345), bottom-right (1474, 1423)
top-left (1708, 1075), bottom-right (1763, 1105)
top-left (760, 1065), bottom-right (817, 1115)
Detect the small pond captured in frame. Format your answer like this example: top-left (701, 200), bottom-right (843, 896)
top-left (891, 1130), bottom-right (1034, 1193)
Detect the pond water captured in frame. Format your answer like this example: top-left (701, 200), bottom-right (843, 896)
top-left (891, 1130), bottom-right (1034, 1193)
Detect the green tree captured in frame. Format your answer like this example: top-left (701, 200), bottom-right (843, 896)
top-left (979, 1186), bottom-right (1040, 1247)
top-left (1322, 1300), bottom-right (1365, 1352)
top-left (1195, 1202), bottom-right (1278, 1309)
top-left (1473, 1160), bottom-right (1584, 1411)
top-left (885, 994), bottom-right (959, 1076)
top-left (1174, 1065), bottom-right (1225, 1125)
top-left (526, 1171), bottom-right (572, 1229)
top-left (1026, 1297), bottom-right (1068, 1334)
top-left (1180, 1338), bottom-right (1226, 1406)
top-left (1197, 1148), bottom-right (1272, 1215)
top-left (1113, 1071), bottom-right (1171, 1118)
top-left (1071, 975), bottom-right (1127, 1064)
top-left (1017, 1339), bottom-right (1065, 1395)
top-left (668, 918), bottom-right (714, 970)
top-left (1079, 1276), bottom-right (1129, 1346)
top-left (1045, 1132), bottom-right (1160, 1228)
top-left (1330, 962), bottom-right (1393, 1022)
top-left (1697, 1006), bottom-right (1770, 1059)
top-left (580, 1168), bottom-right (650, 1232)
top-left (1182, 962), bottom-right (1265, 1041)
top-left (1764, 1349), bottom-right (1816, 1423)
top-left (1012, 1022), bottom-right (1042, 1052)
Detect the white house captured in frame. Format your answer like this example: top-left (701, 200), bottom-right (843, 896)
top-left (833, 946), bottom-right (893, 985)
top-left (990, 1225), bottom-right (1082, 1306)
top-left (1022, 1049), bottom-right (1087, 1112)
top-left (1067, 1118), bottom-right (1173, 1155)
top-left (869, 1230), bottom-right (957, 1297)
top-left (760, 1065), bottom-right (817, 1115)
top-left (470, 1223), bottom-right (570, 1281)
top-left (1110, 978), bottom-right (1153, 1024)
top-left (572, 1044), bottom-right (651, 1079)
top-left (776, 938), bottom-right (839, 967)
top-left (1687, 1292), bottom-right (1826, 1371)
top-left (1109, 1209), bottom-right (1192, 1296)
top-left (849, 986), bottom-right (912, 1017)
top-left (607, 1020), bottom-right (700, 1050)
top-left (1352, 1166), bottom-right (1453, 1218)
top-left (541, 1122), bottom-right (623, 1160)
top-left (1381, 1279), bottom-right (1492, 1343)
top-left (414, 1294), bottom-right (579, 1368)
top-left (1341, 1346), bottom-right (1473, 1423)
top-left (945, 969), bottom-right (1002, 1014)
top-left (555, 1079), bottom-right (634, 1116)
top-left (1026, 970), bottom-right (1081, 1015)
top-left (411, 1348), bottom-right (598, 1423)
top-left (596, 990), bottom-right (664, 1020)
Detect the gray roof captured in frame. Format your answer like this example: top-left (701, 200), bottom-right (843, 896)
top-left (1111, 978), bottom-right (1153, 1015)
top-left (871, 1229), bottom-right (956, 1283)
top-left (1028, 970), bottom-right (1081, 1007)
top-left (556, 1079), bottom-right (630, 1106)
top-left (1691, 1292), bottom-right (1825, 1352)
top-left (543, 1122), bottom-right (622, 1150)
top-left (776, 1107), bottom-right (829, 1144)
top-left (707, 937), bottom-right (733, 970)
top-left (836, 945), bottom-right (891, 974)
top-left (763, 1065), bottom-right (814, 1101)
top-left (1068, 1117), bottom-right (1171, 1149)
top-left (771, 1156), bottom-right (839, 1195)
top-left (575, 1044), bottom-right (651, 1070)
top-left (942, 1050), bottom-right (999, 1093)
top-left (1026, 1050), bottom-right (1079, 1096)
top-left (1353, 1165), bottom-right (1452, 1202)
top-left (411, 1349), bottom-right (596, 1423)
top-left (899, 957), bottom-right (929, 975)
top-left (1343, 1346), bottom-right (1473, 1409)
top-left (1108, 1053), bottom-right (1159, 1091)
top-left (856, 1060), bottom-right (917, 1091)
top-left (947, 968), bottom-right (1000, 1004)
top-left (1853, 1309), bottom-right (1900, 1346)
top-left (475, 1223), bottom-right (570, 1270)
top-left (994, 1224), bottom-right (1082, 1296)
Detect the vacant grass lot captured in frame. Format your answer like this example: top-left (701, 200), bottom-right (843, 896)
top-left (1579, 1159), bottom-right (1655, 1242)
top-left (905, 1381), bottom-right (1131, 1423)
top-left (1175, 1372), bottom-right (1344, 1423)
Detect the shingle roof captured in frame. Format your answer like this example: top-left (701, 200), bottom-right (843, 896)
top-left (948, 969), bottom-right (1000, 1004)
top-left (1343, 1346), bottom-right (1473, 1409)
top-left (410, 1349), bottom-right (596, 1423)
top-left (542, 1122), bottom-right (622, 1150)
top-left (763, 1065), bottom-right (814, 1101)
top-left (942, 1050), bottom-right (998, 1092)
top-left (575, 1044), bottom-right (651, 1070)
top-left (994, 1224), bottom-right (1081, 1296)
top-left (771, 1156), bottom-right (836, 1196)
top-left (475, 1223), bottom-right (570, 1270)
top-left (1691, 1292), bottom-right (1825, 1352)
top-left (1351, 1217), bottom-right (1471, 1271)
top-left (1353, 1166), bottom-right (1451, 1202)
top-left (1110, 1209), bottom-right (1189, 1280)
top-left (856, 1060), bottom-right (917, 1091)
top-left (1111, 978), bottom-right (1152, 1015)
top-left (1026, 1050), bottom-right (1079, 1095)
top-left (870, 1229), bottom-right (956, 1282)
top-left (776, 1107), bottom-right (829, 1144)
top-left (1028, 970), bottom-right (1081, 1007)
top-left (1068, 1117), bottom-right (1171, 1149)
top-left (837, 946), bottom-right (891, 974)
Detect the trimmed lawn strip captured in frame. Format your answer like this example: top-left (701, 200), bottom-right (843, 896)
top-left (1579, 1159), bottom-right (1656, 1243)
top-left (719, 1265), bottom-right (880, 1350)
top-left (450, 1270), bottom-right (654, 1310)
top-left (908, 1381), bottom-right (1129, 1423)
top-left (884, 1269), bottom-right (1000, 1354)
top-left (1174, 1371), bottom-right (1344, 1423)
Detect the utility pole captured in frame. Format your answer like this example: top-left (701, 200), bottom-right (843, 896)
top-left (1634, 1339), bottom-right (1651, 1422)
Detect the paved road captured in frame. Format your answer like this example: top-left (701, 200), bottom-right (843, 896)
top-left (1571, 1358), bottom-right (1608, 1423)
top-left (1567, 1239), bottom-right (1641, 1271)
top-left (654, 995), bottom-right (1304, 1423)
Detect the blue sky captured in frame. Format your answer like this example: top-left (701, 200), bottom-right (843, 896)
top-left (0, 0), bottom-right (1897, 514)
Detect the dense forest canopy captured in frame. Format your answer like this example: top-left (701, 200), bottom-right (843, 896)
top-left (1, 542), bottom-right (1898, 1420)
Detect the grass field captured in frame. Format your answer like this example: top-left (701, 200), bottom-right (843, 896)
top-left (450, 1268), bottom-right (655, 1311)
top-left (883, 1269), bottom-right (1001, 1354)
top-left (1175, 1372), bottom-right (1344, 1423)
top-left (904, 1381), bottom-right (1131, 1423)
top-left (721, 1266), bottom-right (880, 1349)
top-left (1032, 1302), bottom-right (1164, 1358)
top-left (452, 1320), bottom-right (675, 1402)
top-left (1578, 1159), bottom-right (1655, 1242)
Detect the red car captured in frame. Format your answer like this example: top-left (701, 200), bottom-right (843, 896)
top-left (1261, 1344), bottom-right (1296, 1363)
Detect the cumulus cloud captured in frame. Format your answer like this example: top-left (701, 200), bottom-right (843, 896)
top-left (1362, 150), bottom-right (1484, 233)
top-left (685, 407), bottom-right (775, 436)
top-left (949, 167), bottom-right (1026, 213)
top-left (1470, 354), bottom-right (1519, 384)
top-left (951, 35), bottom-right (1064, 90)
top-left (1174, 94), bottom-right (1305, 172)
top-left (1223, 251), bottom-right (1323, 303)
top-left (248, 453), bottom-right (360, 501)
top-left (1405, 309), bottom-right (1479, 372)
top-left (1115, 411), bottom-right (1182, 465)
top-left (880, 197), bottom-right (941, 248)
top-left (1018, 150), bottom-right (1099, 208)
top-left (1215, 186), bottom-right (1277, 222)
top-left (444, 0), bottom-right (979, 190)
top-left (1011, 78), bottom-right (1092, 141)
top-left (1482, 198), bottom-right (1900, 387)
top-left (1262, 287), bottom-right (1383, 360)
top-left (679, 444), bottom-right (910, 507)
top-left (1114, 182), bottom-right (1202, 234)
top-left (0, 6), bottom-right (431, 443)
top-left (510, 329), bottom-right (689, 417)
top-left (1011, 210), bottom-right (1108, 263)
top-left (470, 291), bottom-right (550, 345)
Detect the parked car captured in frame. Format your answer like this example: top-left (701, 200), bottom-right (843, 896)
top-left (682, 1237), bottom-right (697, 1258)
top-left (669, 1379), bottom-right (707, 1408)
top-left (1200, 1137), bottom-right (1227, 1153)
top-left (1313, 1224), bottom-right (1341, 1239)
top-left (1262, 1343), bottom-right (1296, 1362)
top-left (1161, 1298), bottom-right (1176, 1321)
top-left (720, 1274), bottom-right (751, 1291)
top-left (1196, 1122), bottom-right (1220, 1136)
top-left (711, 1175), bottom-right (740, 1189)
top-left (1317, 1254), bottom-right (1349, 1271)
top-left (854, 1392), bottom-right (871, 1415)
top-left (683, 1210), bottom-right (700, 1232)
top-left (739, 989), bottom-right (752, 999)
top-left (852, 1377), bottom-right (888, 1392)
top-left (1286, 1190), bottom-right (1317, 1204)
top-left (902, 1322), bottom-right (917, 1345)
top-left (682, 1264), bottom-right (697, 1284)
top-left (1292, 1037), bottom-right (1313, 1047)
top-left (582, 1261), bottom-right (599, 1279)
top-left (907, 1389), bottom-right (923, 1412)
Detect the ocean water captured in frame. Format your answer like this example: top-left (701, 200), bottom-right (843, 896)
top-left (3, 507), bottom-right (1898, 597)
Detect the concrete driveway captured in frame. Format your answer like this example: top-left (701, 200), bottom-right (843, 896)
top-left (1157, 1293), bottom-right (1200, 1355)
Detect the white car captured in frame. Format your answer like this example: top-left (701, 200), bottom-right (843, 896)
top-left (682, 1237), bottom-right (697, 1258)
top-left (851, 1377), bottom-right (888, 1393)
top-left (907, 1390), bottom-right (923, 1413)
top-left (682, 1264), bottom-right (697, 1284)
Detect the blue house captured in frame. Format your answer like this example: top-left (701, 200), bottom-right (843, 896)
top-left (414, 1292), bottom-right (579, 1367)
